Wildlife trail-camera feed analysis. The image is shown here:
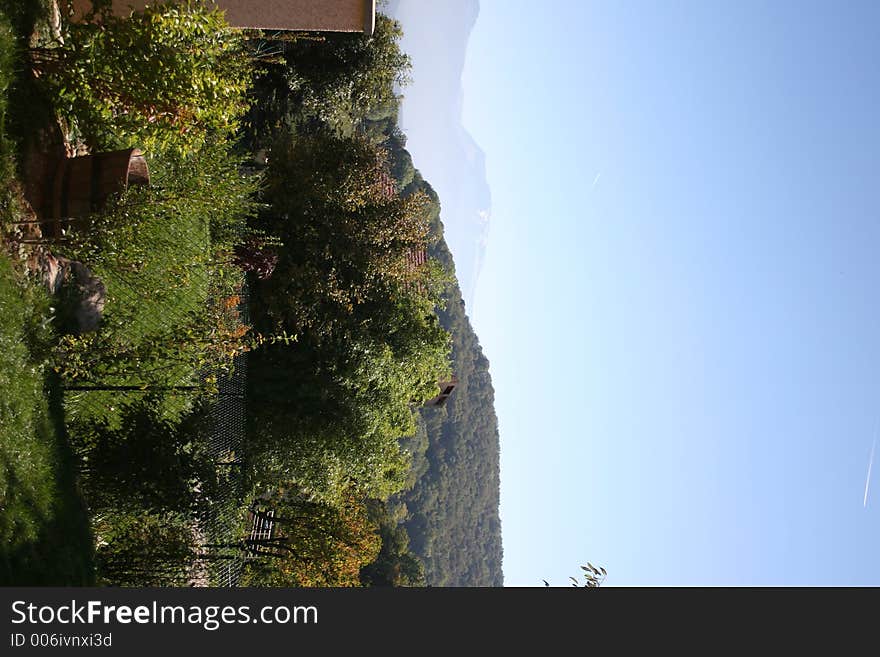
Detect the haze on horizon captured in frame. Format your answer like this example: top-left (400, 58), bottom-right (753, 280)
top-left (387, 0), bottom-right (491, 314)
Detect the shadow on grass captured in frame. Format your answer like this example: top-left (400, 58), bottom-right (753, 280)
top-left (0, 0), bottom-right (46, 37)
top-left (0, 0), bottom-right (62, 169)
top-left (0, 372), bottom-right (95, 586)
top-left (0, 2), bottom-right (93, 586)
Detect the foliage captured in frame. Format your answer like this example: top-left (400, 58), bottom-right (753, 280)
top-left (544, 564), bottom-right (607, 588)
top-left (0, 9), bottom-right (17, 219)
top-left (240, 487), bottom-right (381, 587)
top-left (56, 143), bottom-right (259, 423)
top-left (359, 500), bottom-right (425, 587)
top-left (381, 153), bottom-right (503, 586)
top-left (243, 13), bottom-right (410, 146)
top-left (70, 397), bottom-right (217, 517)
top-left (255, 130), bottom-right (442, 338)
top-left (70, 398), bottom-right (236, 586)
top-left (0, 248), bottom-right (94, 585)
top-left (37, 1), bottom-right (254, 155)
top-left (93, 510), bottom-right (196, 586)
top-left (0, 10), bottom-right (94, 585)
top-left (0, 12), bottom-right (12, 130)
top-left (0, 256), bottom-right (56, 554)
top-left (0, 0), bottom-right (504, 589)
top-left (247, 128), bottom-right (450, 503)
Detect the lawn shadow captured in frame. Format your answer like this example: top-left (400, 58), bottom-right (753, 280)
top-left (0, 372), bottom-right (95, 585)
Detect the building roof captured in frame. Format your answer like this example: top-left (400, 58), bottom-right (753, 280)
top-left (66, 0), bottom-right (376, 34)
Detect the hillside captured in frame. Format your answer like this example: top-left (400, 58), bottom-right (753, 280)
top-left (385, 0), bottom-right (491, 311)
top-left (386, 147), bottom-right (503, 586)
top-left (406, 222), bottom-right (503, 586)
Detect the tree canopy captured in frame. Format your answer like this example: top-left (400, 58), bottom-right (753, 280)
top-left (246, 130), bottom-right (451, 504)
top-left (36, 1), bottom-right (253, 154)
top-left (243, 13), bottom-right (410, 146)
top-left (240, 487), bottom-right (381, 587)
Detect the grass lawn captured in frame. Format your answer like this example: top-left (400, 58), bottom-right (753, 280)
top-left (1, 0), bottom-right (253, 585)
top-left (0, 6), bottom-right (93, 585)
top-left (0, 256), bottom-right (94, 584)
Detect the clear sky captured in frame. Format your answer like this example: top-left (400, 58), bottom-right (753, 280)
top-left (403, 0), bottom-right (880, 585)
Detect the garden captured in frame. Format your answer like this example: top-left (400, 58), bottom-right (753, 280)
top-left (0, 1), bottom-right (449, 587)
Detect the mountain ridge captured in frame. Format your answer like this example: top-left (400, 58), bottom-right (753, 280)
top-left (385, 0), bottom-right (491, 312)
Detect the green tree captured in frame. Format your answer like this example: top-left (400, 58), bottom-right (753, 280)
top-left (34, 1), bottom-right (253, 154)
top-left (243, 13), bottom-right (410, 143)
top-left (360, 501), bottom-right (426, 587)
top-left (70, 397), bottom-right (216, 517)
top-left (247, 129), bottom-right (450, 502)
top-left (255, 130), bottom-right (440, 337)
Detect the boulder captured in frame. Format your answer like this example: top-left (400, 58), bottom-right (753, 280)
top-left (44, 254), bottom-right (106, 334)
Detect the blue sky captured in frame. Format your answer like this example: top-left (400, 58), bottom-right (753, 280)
top-left (400, 0), bottom-right (880, 585)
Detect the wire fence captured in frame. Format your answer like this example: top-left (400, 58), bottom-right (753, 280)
top-left (198, 290), bottom-right (249, 587)
top-left (61, 278), bottom-right (253, 587)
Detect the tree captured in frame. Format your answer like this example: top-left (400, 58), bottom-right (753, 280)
top-left (70, 397), bottom-right (216, 517)
top-left (246, 129), bottom-right (451, 502)
top-left (34, 1), bottom-right (253, 154)
top-left (360, 502), bottom-right (426, 587)
top-left (243, 13), bottom-right (411, 144)
top-left (240, 488), bottom-right (381, 587)
top-left (255, 129), bottom-right (439, 337)
top-left (54, 140), bottom-right (261, 396)
top-left (94, 511), bottom-right (197, 586)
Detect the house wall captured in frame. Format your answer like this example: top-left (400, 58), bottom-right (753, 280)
top-left (66, 0), bottom-right (376, 34)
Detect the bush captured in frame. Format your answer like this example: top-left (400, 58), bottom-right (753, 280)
top-left (56, 142), bottom-right (260, 424)
top-left (37, 1), bottom-right (253, 155)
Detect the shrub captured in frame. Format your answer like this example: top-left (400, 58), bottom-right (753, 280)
top-left (36, 1), bottom-right (253, 155)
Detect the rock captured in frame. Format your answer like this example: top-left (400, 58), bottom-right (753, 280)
top-left (42, 252), bottom-right (64, 294)
top-left (68, 260), bottom-right (106, 333)
top-left (50, 256), bottom-right (107, 334)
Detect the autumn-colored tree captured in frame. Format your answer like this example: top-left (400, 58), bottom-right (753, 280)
top-left (240, 487), bottom-right (381, 587)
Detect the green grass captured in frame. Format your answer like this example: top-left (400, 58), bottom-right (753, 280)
top-left (0, 257), bottom-right (56, 551)
top-left (1, 2), bottom-right (254, 585)
top-left (0, 8), bottom-right (93, 585)
top-left (0, 256), bottom-right (94, 584)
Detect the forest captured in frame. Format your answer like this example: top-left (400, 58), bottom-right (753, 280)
top-left (0, 0), bottom-right (501, 587)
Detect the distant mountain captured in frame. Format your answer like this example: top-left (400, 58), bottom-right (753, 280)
top-left (384, 0), bottom-right (491, 312)
top-left (392, 165), bottom-right (503, 588)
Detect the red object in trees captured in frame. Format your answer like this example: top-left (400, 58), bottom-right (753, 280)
top-left (233, 239), bottom-right (279, 279)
